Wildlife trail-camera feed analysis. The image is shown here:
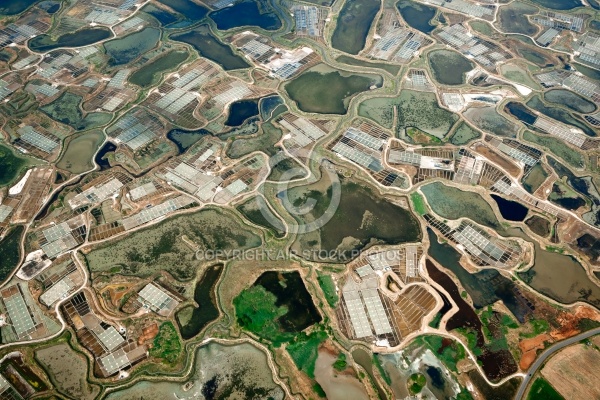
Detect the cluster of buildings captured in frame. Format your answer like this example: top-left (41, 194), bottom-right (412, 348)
top-left (336, 245), bottom-right (438, 348)
top-left (232, 32), bottom-right (320, 80)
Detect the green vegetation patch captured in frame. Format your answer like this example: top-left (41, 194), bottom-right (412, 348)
top-left (227, 120), bottom-right (282, 158)
top-left (149, 322), bottom-right (182, 365)
top-left (332, 352), bottom-right (347, 371)
top-left (317, 273), bottom-right (338, 307)
top-left (237, 195), bottom-right (285, 238)
top-left (359, 90), bottom-right (458, 138)
top-left (523, 131), bottom-right (585, 169)
top-left (0, 226), bottom-right (24, 284)
top-left (408, 372), bottom-right (427, 394)
top-left (234, 285), bottom-right (292, 344)
top-left (527, 378), bottom-right (564, 400)
top-left (525, 215), bottom-right (551, 237)
top-left (286, 330), bottom-right (328, 378)
top-left (469, 21), bottom-right (494, 37)
top-left (410, 192), bottom-right (427, 215)
top-left (419, 335), bottom-right (466, 372)
top-left (41, 92), bottom-right (111, 130)
top-left (421, 182), bottom-right (502, 229)
top-left (0, 143), bottom-right (29, 186)
top-left (86, 208), bottom-right (261, 280)
top-left (500, 63), bottom-right (541, 89)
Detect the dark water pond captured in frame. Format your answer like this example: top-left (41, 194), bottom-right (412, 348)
top-left (156, 0), bottom-right (209, 22)
top-left (29, 28), bottom-right (112, 52)
top-left (210, 0), bottom-right (281, 31)
top-left (171, 27), bottom-right (250, 70)
top-left (176, 264), bottom-right (223, 340)
top-left (226, 99), bottom-right (260, 127)
top-left (38, 1), bottom-right (60, 13)
top-left (427, 228), bottom-right (532, 323)
top-left (259, 95), bottom-right (284, 120)
top-left (255, 271), bottom-right (321, 332)
top-left (505, 102), bottom-right (537, 125)
top-left (490, 194), bottom-right (529, 221)
top-left (94, 142), bottom-right (117, 171)
top-left (0, 0), bottom-right (39, 15)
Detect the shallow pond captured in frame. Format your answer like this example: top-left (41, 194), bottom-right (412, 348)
top-left (428, 50), bottom-right (474, 86)
top-left (529, 0), bottom-right (582, 9)
top-left (171, 26), bottom-right (250, 70)
top-left (106, 342), bottom-right (285, 399)
top-left (427, 229), bottom-right (532, 322)
top-left (315, 350), bottom-right (369, 400)
top-left (397, 0), bottom-right (437, 34)
top-left (288, 176), bottom-right (421, 260)
top-left (285, 65), bottom-right (381, 114)
top-left (544, 89), bottom-right (596, 114)
top-left (521, 163), bottom-right (548, 194)
top-left (351, 348), bottom-right (387, 400)
top-left (128, 50), bottom-right (189, 87)
top-left (505, 228), bottom-right (600, 308)
top-left (142, 3), bottom-right (180, 26)
top-left (57, 130), bottom-right (105, 174)
top-left (421, 182), bottom-right (502, 229)
top-left (498, 2), bottom-right (538, 36)
top-left (28, 28), bottom-right (112, 52)
top-left (210, 0), bottom-right (281, 31)
top-left (104, 27), bottom-right (161, 66)
top-left (331, 0), bottom-right (380, 54)
top-left (527, 95), bottom-right (596, 137)
top-left (259, 95), bottom-right (284, 120)
top-left (505, 102), bottom-right (537, 125)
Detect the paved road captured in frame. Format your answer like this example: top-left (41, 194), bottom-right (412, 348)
top-left (515, 327), bottom-right (600, 400)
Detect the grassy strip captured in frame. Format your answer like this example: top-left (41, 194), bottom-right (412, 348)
top-left (410, 192), bottom-right (428, 215)
top-left (317, 273), bottom-right (338, 307)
